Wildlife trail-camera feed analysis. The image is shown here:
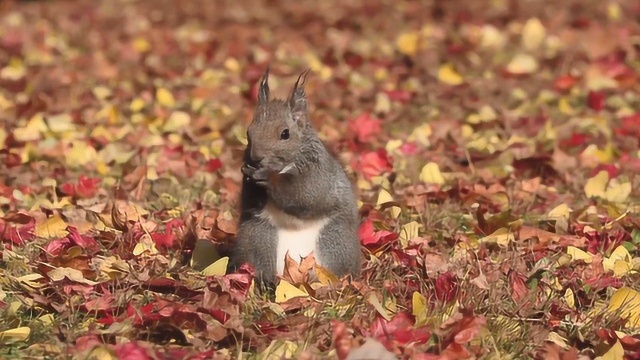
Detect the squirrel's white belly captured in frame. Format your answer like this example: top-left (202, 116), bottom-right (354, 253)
top-left (260, 202), bottom-right (330, 276)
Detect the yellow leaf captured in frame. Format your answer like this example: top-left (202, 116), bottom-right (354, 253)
top-left (521, 18), bottom-right (546, 51)
top-left (480, 227), bottom-right (514, 247)
top-left (132, 37), bottom-right (150, 53)
top-left (585, 171), bottom-right (631, 203)
top-left (156, 87), bottom-right (175, 108)
top-left (275, 280), bottom-right (308, 303)
top-left (367, 293), bottom-right (393, 321)
top-left (585, 171), bottom-right (608, 199)
top-left (0, 326), bottom-right (30, 344)
top-left (201, 257), bottom-right (229, 276)
top-left (548, 204), bottom-right (571, 219)
top-left (164, 111), bottom-right (191, 133)
top-left (130, 97), bottom-right (146, 112)
top-left (408, 124), bottom-right (432, 146)
top-left (480, 25), bottom-right (507, 49)
top-left (566, 246), bottom-right (594, 264)
top-left (190, 239), bottom-right (221, 271)
top-left (603, 246), bottom-right (632, 277)
top-left (261, 340), bottom-right (298, 360)
top-left (412, 291), bottom-right (428, 327)
top-left (396, 32), bottom-right (419, 57)
top-left (376, 189), bottom-right (394, 207)
top-left (389, 206), bottom-right (401, 219)
top-left (315, 264), bottom-right (339, 285)
top-left (564, 288), bottom-right (575, 308)
top-left (87, 345), bottom-right (118, 360)
top-left (419, 162), bottom-right (445, 185)
top-left (132, 233), bottom-right (158, 256)
top-left (597, 340), bottom-right (624, 360)
top-left (385, 139), bottom-right (403, 154)
top-left (437, 63), bottom-right (464, 86)
top-left (47, 267), bottom-right (97, 285)
top-left (506, 53), bottom-right (539, 74)
top-left (92, 86), bottom-right (112, 101)
top-left (607, 287), bottom-right (640, 329)
top-left (547, 332), bottom-right (569, 350)
top-left (65, 141), bottom-right (97, 168)
top-left (46, 113), bottom-right (75, 133)
top-left (15, 274), bottom-right (44, 289)
top-left (36, 215), bottom-right (69, 239)
top-left (13, 113), bottom-right (47, 142)
top-left (399, 221), bottom-right (421, 248)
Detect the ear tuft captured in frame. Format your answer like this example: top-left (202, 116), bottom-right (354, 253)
top-left (289, 68), bottom-right (311, 120)
top-left (258, 66), bottom-right (270, 105)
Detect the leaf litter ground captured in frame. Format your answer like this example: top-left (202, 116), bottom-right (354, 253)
top-left (1, 0), bottom-right (640, 359)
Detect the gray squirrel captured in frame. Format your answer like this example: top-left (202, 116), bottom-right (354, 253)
top-left (231, 67), bottom-right (362, 287)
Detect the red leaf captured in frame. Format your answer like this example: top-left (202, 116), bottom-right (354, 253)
top-left (348, 113), bottom-right (382, 143)
top-left (358, 219), bottom-right (398, 248)
top-left (591, 164), bottom-right (618, 179)
top-left (0, 217), bottom-right (35, 245)
top-left (369, 312), bottom-right (430, 346)
top-left (67, 226), bottom-right (99, 251)
top-left (508, 270), bottom-right (529, 303)
top-left (151, 219), bottom-right (183, 248)
top-left (331, 320), bottom-right (353, 360)
top-left (384, 90), bottom-right (413, 104)
top-left (587, 91), bottom-right (605, 112)
top-left (206, 158), bottom-right (223, 173)
top-left (114, 342), bottom-right (153, 360)
top-left (352, 149), bottom-right (393, 180)
top-left (76, 175), bottom-right (101, 198)
top-left (435, 272), bottom-right (459, 303)
top-left (553, 75), bottom-right (578, 92)
top-left (615, 113), bottom-right (640, 137)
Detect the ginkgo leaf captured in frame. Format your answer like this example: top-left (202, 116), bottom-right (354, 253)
top-left (376, 189), bottom-right (393, 207)
top-left (0, 326), bottom-right (30, 344)
top-left (597, 340), bottom-right (624, 360)
top-left (506, 53), bottom-right (539, 74)
top-left (132, 234), bottom-right (159, 256)
top-left (607, 287), bottom-right (640, 329)
top-left (584, 171), bottom-right (631, 203)
top-left (389, 206), bottom-right (401, 219)
top-left (564, 288), bottom-right (575, 308)
top-left (412, 291), bottom-right (428, 327)
top-left (480, 228), bottom-right (514, 247)
top-left (47, 267), bottom-right (98, 285)
top-left (315, 264), bottom-right (339, 285)
top-left (35, 215), bottom-right (69, 239)
top-left (260, 340), bottom-right (298, 360)
top-left (275, 280), bottom-right (308, 303)
top-left (419, 162), bottom-right (445, 185)
top-left (548, 204), bottom-right (571, 219)
top-left (201, 257), bottom-right (229, 276)
top-left (190, 239), bottom-right (221, 271)
top-left (399, 221), bottom-right (420, 248)
top-left (521, 17), bottom-right (546, 51)
top-left (164, 111), bottom-right (191, 133)
top-left (438, 63), bottom-right (464, 86)
top-left (156, 87), bottom-right (175, 108)
top-left (407, 124), bottom-right (432, 146)
top-left (566, 246), bottom-right (594, 264)
top-left (603, 246), bottom-right (632, 277)
top-left (367, 293), bottom-right (393, 321)
top-left (396, 32), bottom-right (419, 56)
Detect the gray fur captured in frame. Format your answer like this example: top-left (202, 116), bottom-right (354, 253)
top-left (231, 69), bottom-right (362, 286)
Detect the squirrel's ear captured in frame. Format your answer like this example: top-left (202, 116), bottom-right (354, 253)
top-left (289, 69), bottom-right (311, 122)
top-left (258, 66), bottom-right (270, 105)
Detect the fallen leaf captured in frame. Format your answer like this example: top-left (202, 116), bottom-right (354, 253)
top-left (0, 326), bottom-right (31, 345)
top-left (506, 53), bottom-right (539, 74)
top-left (419, 162), bottom-right (445, 185)
top-left (438, 63), bottom-right (464, 86)
top-left (275, 280), bottom-right (309, 303)
top-left (201, 257), bottom-right (229, 276)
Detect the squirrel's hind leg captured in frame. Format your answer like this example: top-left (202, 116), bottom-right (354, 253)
top-left (316, 217), bottom-right (362, 280)
top-left (231, 216), bottom-right (279, 286)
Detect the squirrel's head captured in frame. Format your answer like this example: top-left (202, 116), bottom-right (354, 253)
top-left (245, 67), bottom-right (314, 173)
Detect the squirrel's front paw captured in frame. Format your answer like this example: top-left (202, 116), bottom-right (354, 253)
top-left (241, 163), bottom-right (257, 178)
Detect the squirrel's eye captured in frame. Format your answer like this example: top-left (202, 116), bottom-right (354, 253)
top-left (280, 128), bottom-right (290, 140)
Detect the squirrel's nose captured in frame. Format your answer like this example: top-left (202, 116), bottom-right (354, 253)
top-left (249, 149), bottom-right (265, 165)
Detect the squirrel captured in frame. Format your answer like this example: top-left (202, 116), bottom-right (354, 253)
top-left (230, 67), bottom-right (362, 287)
